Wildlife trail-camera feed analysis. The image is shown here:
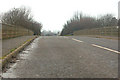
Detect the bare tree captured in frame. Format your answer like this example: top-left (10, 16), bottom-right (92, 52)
top-left (1, 7), bottom-right (42, 35)
top-left (61, 13), bottom-right (117, 36)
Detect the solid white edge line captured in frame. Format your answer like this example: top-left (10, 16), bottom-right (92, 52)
top-left (92, 44), bottom-right (120, 54)
top-left (72, 38), bottom-right (83, 42)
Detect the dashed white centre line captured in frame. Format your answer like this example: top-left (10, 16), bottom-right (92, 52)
top-left (92, 44), bottom-right (120, 54)
top-left (72, 38), bottom-right (83, 42)
top-left (64, 36), bottom-right (68, 38)
top-left (71, 38), bottom-right (119, 54)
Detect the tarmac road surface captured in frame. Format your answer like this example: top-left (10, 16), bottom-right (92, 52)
top-left (2, 36), bottom-right (119, 78)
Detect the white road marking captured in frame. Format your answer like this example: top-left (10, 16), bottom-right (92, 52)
top-left (72, 38), bottom-right (83, 42)
top-left (92, 44), bottom-right (120, 54)
top-left (64, 36), bottom-right (68, 38)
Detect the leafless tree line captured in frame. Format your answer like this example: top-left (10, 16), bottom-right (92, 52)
top-left (61, 13), bottom-right (117, 36)
top-left (1, 7), bottom-right (42, 35)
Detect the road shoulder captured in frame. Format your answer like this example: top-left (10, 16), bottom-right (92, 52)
top-left (1, 36), bottom-right (38, 71)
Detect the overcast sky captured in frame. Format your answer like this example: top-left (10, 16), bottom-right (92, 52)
top-left (0, 0), bottom-right (119, 31)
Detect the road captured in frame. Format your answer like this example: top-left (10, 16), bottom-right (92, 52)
top-left (2, 36), bottom-right (119, 78)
